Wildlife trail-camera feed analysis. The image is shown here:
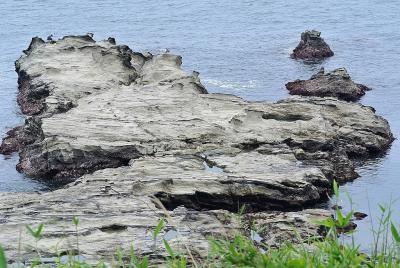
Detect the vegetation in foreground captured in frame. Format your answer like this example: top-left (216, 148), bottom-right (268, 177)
top-left (0, 181), bottom-right (399, 267)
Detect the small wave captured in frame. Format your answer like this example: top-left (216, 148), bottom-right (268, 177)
top-left (203, 79), bottom-right (259, 91)
top-left (282, 46), bottom-right (295, 55)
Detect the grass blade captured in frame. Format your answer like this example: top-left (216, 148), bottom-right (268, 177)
top-left (153, 218), bottom-right (165, 240)
top-left (391, 222), bottom-right (400, 243)
top-left (333, 180), bottom-right (339, 198)
top-left (36, 223), bottom-right (44, 238)
top-left (0, 246), bottom-right (6, 268)
top-left (25, 225), bottom-right (36, 238)
top-left (163, 239), bottom-right (175, 258)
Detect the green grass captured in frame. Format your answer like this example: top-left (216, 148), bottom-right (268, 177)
top-left (1, 181), bottom-right (400, 267)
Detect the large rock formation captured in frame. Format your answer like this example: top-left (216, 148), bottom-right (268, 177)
top-left (0, 160), bottom-right (331, 264)
top-left (0, 35), bottom-right (393, 264)
top-left (286, 68), bottom-right (371, 101)
top-left (291, 30), bottom-right (334, 60)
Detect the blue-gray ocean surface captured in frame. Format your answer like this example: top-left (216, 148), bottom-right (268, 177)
top-left (0, 0), bottom-right (399, 251)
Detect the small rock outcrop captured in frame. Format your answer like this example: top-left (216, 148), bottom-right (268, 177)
top-left (0, 35), bottom-right (393, 264)
top-left (353, 212), bottom-right (368, 220)
top-left (285, 68), bottom-right (371, 101)
top-left (291, 30), bottom-right (334, 60)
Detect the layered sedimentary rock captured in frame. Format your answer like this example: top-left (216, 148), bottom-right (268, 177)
top-left (286, 68), bottom-right (371, 101)
top-left (0, 160), bottom-right (330, 264)
top-left (291, 30), bottom-right (334, 60)
top-left (0, 35), bottom-right (393, 264)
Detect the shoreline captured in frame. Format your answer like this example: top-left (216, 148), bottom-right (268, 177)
top-left (0, 34), bottom-right (393, 263)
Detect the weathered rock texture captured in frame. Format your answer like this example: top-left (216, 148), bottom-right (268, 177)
top-left (291, 30), bottom-right (334, 60)
top-left (0, 35), bottom-right (393, 264)
top-left (286, 68), bottom-right (371, 101)
top-left (0, 162), bottom-right (330, 264)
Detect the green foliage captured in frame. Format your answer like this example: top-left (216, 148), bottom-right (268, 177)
top-left (72, 216), bottom-right (80, 227)
top-left (3, 216), bottom-right (400, 267)
top-left (335, 208), bottom-right (353, 229)
top-left (166, 255), bottom-right (187, 268)
top-left (2, 182), bottom-right (400, 267)
top-left (26, 223), bottom-right (44, 240)
top-left (162, 239), bottom-right (188, 268)
top-left (163, 239), bottom-right (175, 259)
top-left (391, 222), bottom-right (400, 243)
top-left (333, 179), bottom-right (339, 198)
top-left (129, 246), bottom-right (149, 268)
top-left (210, 234), bottom-right (269, 267)
top-left (153, 218), bottom-right (165, 240)
top-left (208, 232), bottom-right (399, 268)
top-left (0, 246), bottom-right (6, 268)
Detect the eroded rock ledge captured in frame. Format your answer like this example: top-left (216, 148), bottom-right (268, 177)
top-left (0, 35), bottom-right (393, 264)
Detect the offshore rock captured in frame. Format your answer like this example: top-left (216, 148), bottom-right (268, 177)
top-left (291, 30), bottom-right (334, 60)
top-left (285, 68), bottom-right (371, 101)
top-left (0, 35), bottom-right (393, 263)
